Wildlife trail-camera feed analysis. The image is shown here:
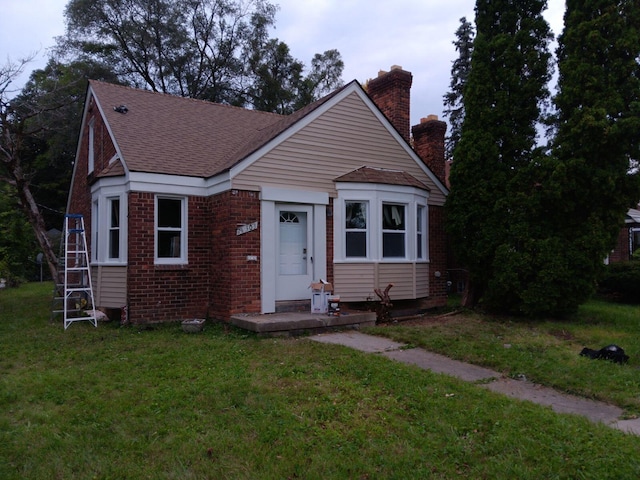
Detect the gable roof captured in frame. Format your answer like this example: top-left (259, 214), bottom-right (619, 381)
top-left (627, 208), bottom-right (640, 225)
top-left (88, 80), bottom-right (347, 178)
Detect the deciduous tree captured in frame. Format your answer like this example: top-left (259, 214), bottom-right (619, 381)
top-left (60, 0), bottom-right (343, 111)
top-left (1, 58), bottom-right (119, 281)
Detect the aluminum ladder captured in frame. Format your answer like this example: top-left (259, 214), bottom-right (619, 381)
top-left (54, 214), bottom-right (97, 329)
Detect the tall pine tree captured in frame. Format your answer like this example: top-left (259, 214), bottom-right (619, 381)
top-left (530, 0), bottom-right (640, 314)
top-left (446, 0), bottom-right (552, 309)
top-left (443, 17), bottom-right (475, 160)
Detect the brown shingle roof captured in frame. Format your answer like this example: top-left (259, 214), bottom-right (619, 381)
top-left (334, 166), bottom-right (430, 190)
top-left (96, 158), bottom-right (126, 178)
top-left (89, 80), bottom-right (350, 178)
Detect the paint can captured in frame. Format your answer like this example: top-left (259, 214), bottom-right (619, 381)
top-left (328, 295), bottom-right (340, 316)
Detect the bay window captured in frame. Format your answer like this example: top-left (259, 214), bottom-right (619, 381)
top-left (345, 201), bottom-right (368, 257)
top-left (108, 197), bottom-right (120, 259)
top-left (91, 192), bottom-right (126, 264)
top-left (382, 203), bottom-right (405, 258)
top-left (417, 205), bottom-right (426, 259)
top-left (336, 184), bottom-right (429, 262)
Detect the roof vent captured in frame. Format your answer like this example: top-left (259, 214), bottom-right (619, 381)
top-left (114, 105), bottom-right (128, 114)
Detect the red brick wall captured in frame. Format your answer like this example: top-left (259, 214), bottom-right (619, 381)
top-left (412, 117), bottom-right (447, 185)
top-left (423, 205), bottom-right (447, 308)
top-left (609, 228), bottom-right (630, 263)
top-left (366, 67), bottom-right (413, 143)
top-left (208, 190), bottom-right (262, 320)
top-left (126, 192), bottom-right (210, 323)
top-left (67, 106), bottom-right (117, 254)
top-left (326, 198), bottom-right (334, 285)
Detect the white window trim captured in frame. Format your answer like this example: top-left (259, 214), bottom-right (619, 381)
top-left (417, 203), bottom-right (427, 261)
top-left (107, 196), bottom-right (122, 261)
top-left (631, 227), bottom-right (640, 259)
top-left (91, 198), bottom-right (99, 263)
top-left (335, 183), bottom-right (429, 263)
top-left (381, 202), bottom-right (407, 259)
top-left (88, 119), bottom-right (95, 174)
top-left (344, 200), bottom-right (370, 259)
top-left (155, 195), bottom-right (188, 265)
top-left (91, 191), bottom-right (128, 265)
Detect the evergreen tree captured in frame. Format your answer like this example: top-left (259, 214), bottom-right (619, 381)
top-left (445, 0), bottom-right (552, 309)
top-left (526, 0), bottom-right (640, 314)
top-left (443, 17), bottom-right (475, 160)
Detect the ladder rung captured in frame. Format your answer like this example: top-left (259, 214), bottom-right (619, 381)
top-left (53, 214), bottom-right (97, 330)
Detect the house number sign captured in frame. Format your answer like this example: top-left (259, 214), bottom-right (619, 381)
top-left (236, 221), bottom-right (258, 236)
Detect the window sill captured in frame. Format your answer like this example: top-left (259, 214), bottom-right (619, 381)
top-left (154, 263), bottom-right (190, 271)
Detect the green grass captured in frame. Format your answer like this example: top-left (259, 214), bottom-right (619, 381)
top-left (367, 299), bottom-right (640, 416)
top-left (1, 283), bottom-right (640, 479)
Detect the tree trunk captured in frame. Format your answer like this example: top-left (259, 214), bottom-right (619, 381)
top-left (14, 173), bottom-right (59, 282)
top-left (461, 279), bottom-right (480, 309)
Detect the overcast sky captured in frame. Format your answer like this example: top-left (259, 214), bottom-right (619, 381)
top-left (1, 0), bottom-right (565, 126)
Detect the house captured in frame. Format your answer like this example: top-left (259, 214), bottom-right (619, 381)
top-left (67, 65), bottom-right (449, 324)
top-left (608, 207), bottom-right (640, 263)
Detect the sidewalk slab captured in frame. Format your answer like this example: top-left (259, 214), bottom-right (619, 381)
top-left (308, 331), bottom-right (638, 435)
top-left (309, 331), bottom-right (404, 353)
top-left (612, 418), bottom-right (640, 435)
top-left (383, 349), bottom-right (499, 383)
top-left (480, 377), bottom-right (624, 423)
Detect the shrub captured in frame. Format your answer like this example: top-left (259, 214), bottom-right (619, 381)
top-left (598, 261), bottom-right (640, 304)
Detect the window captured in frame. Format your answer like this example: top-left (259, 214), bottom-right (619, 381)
top-left (88, 119), bottom-right (95, 173)
top-left (91, 193), bottom-right (126, 264)
top-left (156, 197), bottom-right (186, 262)
top-left (382, 203), bottom-right (405, 258)
top-left (632, 228), bottom-right (640, 259)
top-left (345, 201), bottom-right (367, 257)
top-left (92, 198), bottom-right (99, 262)
top-left (417, 205), bottom-right (425, 259)
top-left (108, 197), bottom-right (120, 259)
top-left (336, 184), bottom-right (428, 262)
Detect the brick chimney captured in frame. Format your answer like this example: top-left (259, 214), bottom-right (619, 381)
top-left (366, 65), bottom-right (413, 143)
top-left (412, 115), bottom-right (447, 185)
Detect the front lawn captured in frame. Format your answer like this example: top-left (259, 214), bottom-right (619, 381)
top-left (367, 299), bottom-right (640, 416)
top-left (1, 283), bottom-right (640, 479)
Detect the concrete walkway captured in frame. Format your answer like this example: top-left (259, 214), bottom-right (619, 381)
top-left (309, 331), bottom-right (640, 435)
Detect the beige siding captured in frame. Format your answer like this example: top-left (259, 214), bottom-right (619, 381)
top-left (92, 266), bottom-right (127, 308)
top-left (233, 92), bottom-right (446, 206)
top-left (334, 263), bottom-right (377, 302)
top-left (378, 263), bottom-right (416, 298)
top-left (334, 262), bottom-right (430, 302)
top-left (416, 263), bottom-right (430, 298)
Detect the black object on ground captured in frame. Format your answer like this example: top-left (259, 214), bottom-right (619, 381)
top-left (580, 344), bottom-right (629, 364)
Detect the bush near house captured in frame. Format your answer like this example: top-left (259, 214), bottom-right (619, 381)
top-left (598, 261), bottom-right (640, 304)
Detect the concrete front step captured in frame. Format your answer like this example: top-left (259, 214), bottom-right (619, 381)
top-left (229, 311), bottom-right (376, 336)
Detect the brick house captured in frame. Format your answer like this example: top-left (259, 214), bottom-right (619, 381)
top-left (67, 66), bottom-right (449, 324)
top-left (608, 207), bottom-right (640, 263)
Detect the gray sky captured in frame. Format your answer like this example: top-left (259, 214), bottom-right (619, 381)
top-left (1, 0), bottom-right (565, 126)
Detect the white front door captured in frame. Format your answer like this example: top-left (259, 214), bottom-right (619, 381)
top-left (276, 205), bottom-right (313, 300)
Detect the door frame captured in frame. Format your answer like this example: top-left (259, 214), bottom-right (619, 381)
top-left (260, 187), bottom-right (328, 313)
top-left (275, 204), bottom-right (314, 300)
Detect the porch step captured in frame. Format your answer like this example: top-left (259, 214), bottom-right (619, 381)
top-left (230, 311), bottom-right (377, 337)
top-left (275, 300), bottom-right (311, 313)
